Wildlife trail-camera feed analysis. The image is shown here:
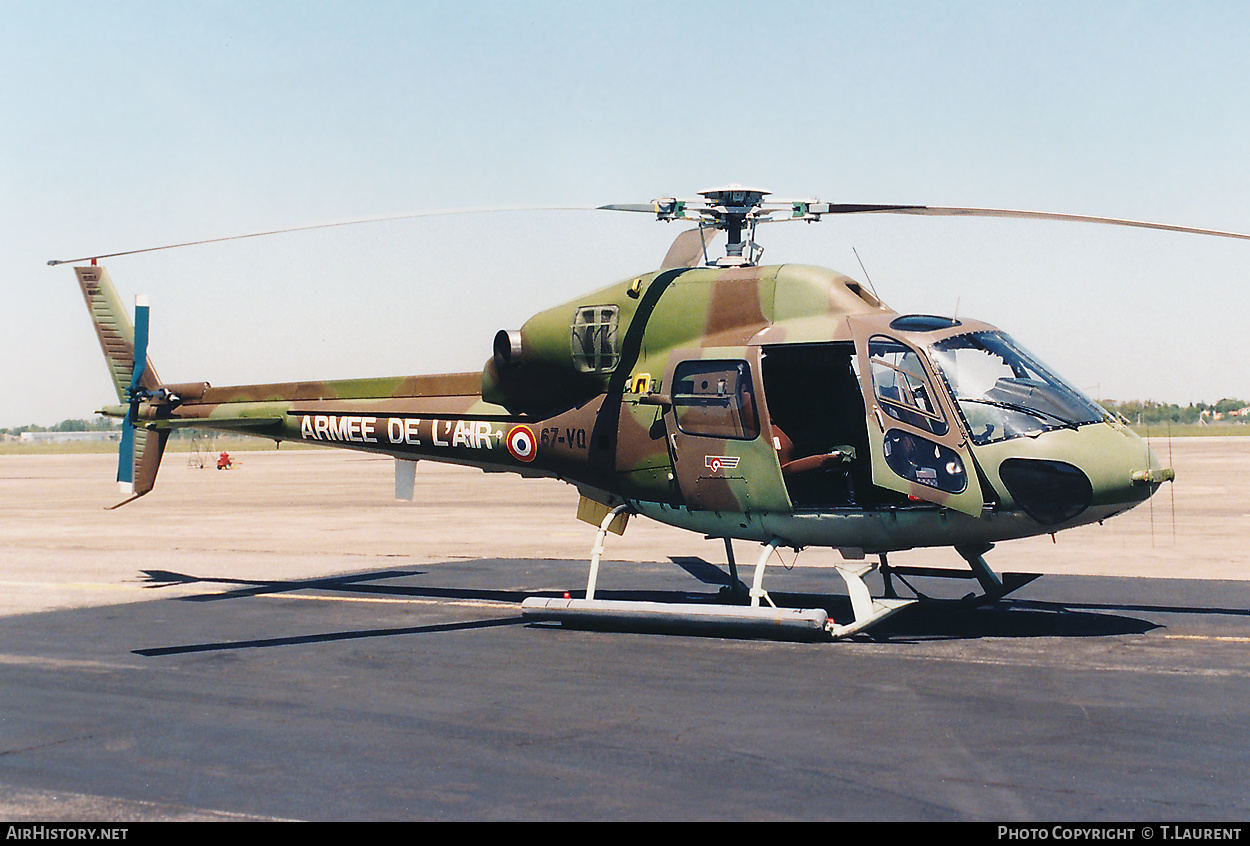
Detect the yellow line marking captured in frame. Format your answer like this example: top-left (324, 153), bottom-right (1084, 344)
top-left (1164, 634), bottom-right (1250, 643)
top-left (0, 580), bottom-right (145, 592)
top-left (0, 653), bottom-right (145, 671)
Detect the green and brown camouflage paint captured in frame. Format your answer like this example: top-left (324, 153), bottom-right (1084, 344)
top-left (76, 260), bottom-right (1165, 551)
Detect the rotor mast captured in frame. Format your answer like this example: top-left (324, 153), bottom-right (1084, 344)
top-left (653, 185), bottom-right (774, 267)
top-left (695, 185), bottom-right (769, 267)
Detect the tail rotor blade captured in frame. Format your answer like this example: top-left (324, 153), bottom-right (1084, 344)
top-left (130, 295), bottom-right (149, 392)
top-left (118, 294), bottom-right (148, 494)
top-left (117, 413), bottom-right (136, 493)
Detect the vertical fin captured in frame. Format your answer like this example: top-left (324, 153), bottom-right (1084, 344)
top-left (113, 428), bottom-right (171, 506)
top-left (73, 265), bottom-right (170, 507)
top-left (75, 266), bottom-right (160, 401)
top-left (133, 428), bottom-right (171, 496)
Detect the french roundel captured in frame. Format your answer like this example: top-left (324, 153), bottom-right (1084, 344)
top-left (506, 425), bottom-right (537, 462)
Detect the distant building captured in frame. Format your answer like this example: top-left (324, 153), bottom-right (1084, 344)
top-left (18, 431), bottom-right (122, 444)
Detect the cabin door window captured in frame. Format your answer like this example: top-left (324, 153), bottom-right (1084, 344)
top-left (661, 350), bottom-right (789, 514)
top-left (849, 319), bottom-right (985, 517)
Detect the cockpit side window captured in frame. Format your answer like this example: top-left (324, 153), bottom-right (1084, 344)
top-left (868, 336), bottom-right (949, 436)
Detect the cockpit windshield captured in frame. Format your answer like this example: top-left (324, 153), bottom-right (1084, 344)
top-left (929, 332), bottom-right (1108, 445)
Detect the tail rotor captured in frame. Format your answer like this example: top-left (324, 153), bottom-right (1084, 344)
top-left (117, 295), bottom-right (149, 494)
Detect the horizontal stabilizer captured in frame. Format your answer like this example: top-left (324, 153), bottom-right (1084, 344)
top-left (158, 416), bottom-right (285, 431)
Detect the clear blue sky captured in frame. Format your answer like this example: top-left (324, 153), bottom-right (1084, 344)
top-left (4, 1), bottom-right (1250, 427)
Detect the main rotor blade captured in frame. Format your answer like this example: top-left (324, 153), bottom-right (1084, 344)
top-left (47, 205), bottom-right (593, 266)
top-left (827, 204), bottom-right (1250, 241)
top-left (598, 203), bottom-right (661, 213)
top-left (51, 197), bottom-right (1250, 268)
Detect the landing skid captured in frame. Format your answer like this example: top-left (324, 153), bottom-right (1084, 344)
top-left (880, 543), bottom-right (1041, 607)
top-left (518, 507), bottom-right (915, 641)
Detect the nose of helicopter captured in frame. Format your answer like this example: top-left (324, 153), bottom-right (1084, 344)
top-left (1109, 433), bottom-right (1175, 506)
top-left (985, 423), bottom-right (1173, 527)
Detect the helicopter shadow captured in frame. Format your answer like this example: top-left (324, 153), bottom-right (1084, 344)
top-left (864, 598), bottom-right (1161, 642)
top-left (667, 556), bottom-right (1163, 641)
top-left (139, 565), bottom-right (746, 607)
top-left (132, 564), bottom-right (769, 656)
top-left (132, 562), bottom-right (1177, 653)
top-left (132, 616), bottom-right (530, 657)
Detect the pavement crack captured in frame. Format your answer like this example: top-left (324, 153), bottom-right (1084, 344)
top-left (0, 733), bottom-right (95, 757)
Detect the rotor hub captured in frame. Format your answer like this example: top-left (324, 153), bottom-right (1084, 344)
top-left (606, 184), bottom-right (824, 268)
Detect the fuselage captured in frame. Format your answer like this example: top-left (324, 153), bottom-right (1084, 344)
top-left (111, 262), bottom-right (1167, 553)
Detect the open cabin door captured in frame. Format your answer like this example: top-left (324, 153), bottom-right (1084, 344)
top-left (848, 317), bottom-right (984, 517)
top-left (660, 348), bottom-right (790, 513)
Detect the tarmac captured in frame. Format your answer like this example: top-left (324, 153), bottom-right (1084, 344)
top-left (0, 438), bottom-right (1247, 820)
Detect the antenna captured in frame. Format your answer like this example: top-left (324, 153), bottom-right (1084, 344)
top-left (852, 247), bottom-right (881, 300)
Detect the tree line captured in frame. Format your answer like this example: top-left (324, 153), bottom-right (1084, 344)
top-left (1097, 398), bottom-right (1249, 425)
top-left (1, 417), bottom-right (121, 436)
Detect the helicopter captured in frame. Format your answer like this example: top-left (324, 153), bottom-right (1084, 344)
top-left (57, 185), bottom-right (1250, 640)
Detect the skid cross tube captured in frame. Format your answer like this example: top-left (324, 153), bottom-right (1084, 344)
top-left (585, 504), bottom-right (632, 600)
top-left (828, 558), bottom-right (917, 639)
top-left (749, 538), bottom-right (784, 609)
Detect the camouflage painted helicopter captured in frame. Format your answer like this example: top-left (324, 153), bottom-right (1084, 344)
top-left (57, 185), bottom-right (1250, 639)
